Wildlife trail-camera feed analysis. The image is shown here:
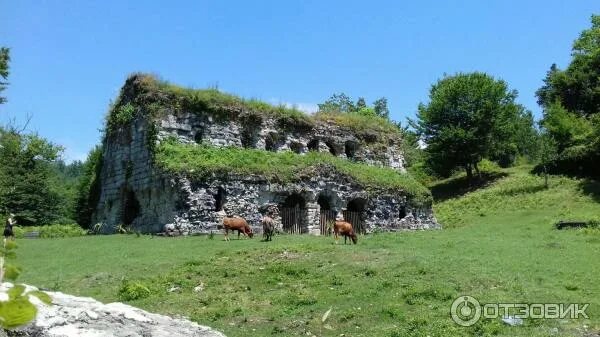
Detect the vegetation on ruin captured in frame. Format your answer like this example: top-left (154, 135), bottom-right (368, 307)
top-left (15, 166), bottom-right (600, 337)
top-left (105, 73), bottom-right (403, 143)
top-left (154, 140), bottom-right (432, 204)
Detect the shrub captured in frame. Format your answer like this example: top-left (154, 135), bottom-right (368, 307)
top-left (118, 280), bottom-right (151, 301)
top-left (13, 224), bottom-right (86, 239)
top-left (107, 102), bottom-right (136, 131)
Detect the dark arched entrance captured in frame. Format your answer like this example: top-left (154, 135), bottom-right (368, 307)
top-left (122, 189), bottom-right (141, 226)
top-left (344, 198), bottom-right (367, 234)
top-left (317, 193), bottom-right (337, 236)
top-left (280, 193), bottom-right (308, 234)
top-left (214, 186), bottom-right (227, 211)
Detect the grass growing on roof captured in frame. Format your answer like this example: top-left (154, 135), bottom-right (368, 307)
top-left (108, 73), bottom-right (402, 138)
top-left (155, 141), bottom-right (431, 203)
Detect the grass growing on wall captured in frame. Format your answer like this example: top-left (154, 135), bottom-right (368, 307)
top-left (154, 141), bottom-right (431, 203)
top-left (106, 73), bottom-right (402, 140)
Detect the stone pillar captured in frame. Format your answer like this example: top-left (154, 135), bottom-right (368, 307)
top-left (306, 202), bottom-right (320, 235)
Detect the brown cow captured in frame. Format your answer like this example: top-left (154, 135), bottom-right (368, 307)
top-left (223, 216), bottom-right (254, 241)
top-left (334, 220), bottom-right (357, 244)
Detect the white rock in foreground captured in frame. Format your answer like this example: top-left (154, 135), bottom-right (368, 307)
top-left (5, 284), bottom-right (226, 337)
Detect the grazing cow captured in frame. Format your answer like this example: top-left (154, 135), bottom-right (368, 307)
top-left (262, 215), bottom-right (275, 241)
top-left (334, 220), bottom-right (357, 244)
top-left (223, 216), bottom-right (253, 241)
top-left (3, 214), bottom-right (15, 240)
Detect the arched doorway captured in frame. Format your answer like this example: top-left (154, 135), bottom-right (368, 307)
top-left (122, 189), bottom-right (141, 226)
top-left (344, 198), bottom-right (367, 234)
top-left (307, 139), bottom-right (320, 151)
top-left (345, 140), bottom-right (359, 159)
top-left (317, 193), bottom-right (337, 235)
top-left (280, 193), bottom-right (308, 234)
top-left (214, 186), bottom-right (227, 212)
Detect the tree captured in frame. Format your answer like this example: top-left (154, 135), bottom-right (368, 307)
top-left (318, 93), bottom-right (355, 113)
top-left (373, 97), bottom-right (389, 119)
top-left (356, 97), bottom-right (367, 110)
top-left (0, 126), bottom-right (65, 225)
top-left (75, 146), bottom-right (103, 228)
top-left (414, 72), bottom-right (527, 180)
top-left (0, 47), bottom-right (9, 104)
top-left (536, 15), bottom-right (600, 117)
top-left (537, 129), bottom-right (558, 188)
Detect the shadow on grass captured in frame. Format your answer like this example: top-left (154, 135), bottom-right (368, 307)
top-left (578, 178), bottom-right (600, 203)
top-left (429, 171), bottom-right (508, 202)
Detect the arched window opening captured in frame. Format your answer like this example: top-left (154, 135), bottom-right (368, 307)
top-left (214, 186), bottom-right (227, 211)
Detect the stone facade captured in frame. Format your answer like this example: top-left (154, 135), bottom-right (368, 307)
top-left (92, 83), bottom-right (439, 234)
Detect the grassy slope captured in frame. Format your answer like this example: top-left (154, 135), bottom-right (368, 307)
top-left (16, 166), bottom-right (600, 337)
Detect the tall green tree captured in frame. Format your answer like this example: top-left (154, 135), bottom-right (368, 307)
top-left (0, 47), bottom-right (9, 104)
top-left (75, 146), bottom-right (103, 229)
top-left (536, 15), bottom-right (600, 117)
top-left (317, 93), bottom-right (356, 113)
top-left (0, 127), bottom-right (64, 225)
top-left (414, 72), bottom-right (529, 179)
top-left (373, 97), bottom-right (389, 119)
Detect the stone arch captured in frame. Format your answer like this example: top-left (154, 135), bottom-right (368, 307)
top-left (241, 128), bottom-right (260, 148)
top-left (345, 140), bottom-right (359, 159)
top-left (122, 189), bottom-right (141, 226)
top-left (265, 132), bottom-right (279, 152)
top-left (214, 186), bottom-right (227, 212)
top-left (344, 197), bottom-right (367, 234)
top-left (194, 128), bottom-right (204, 144)
top-left (317, 192), bottom-right (339, 235)
top-left (289, 141), bottom-right (303, 154)
top-left (280, 193), bottom-right (308, 234)
top-left (399, 204), bottom-right (407, 219)
top-left (325, 140), bottom-right (338, 156)
top-left (307, 139), bottom-right (320, 152)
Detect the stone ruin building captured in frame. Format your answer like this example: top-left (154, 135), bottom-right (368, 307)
top-left (92, 74), bottom-right (440, 235)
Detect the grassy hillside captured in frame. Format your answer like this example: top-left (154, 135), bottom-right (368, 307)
top-left (155, 141), bottom-right (432, 203)
top-left (15, 167), bottom-right (600, 337)
top-left (432, 165), bottom-right (600, 228)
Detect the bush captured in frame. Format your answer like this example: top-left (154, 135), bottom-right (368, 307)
top-left (118, 280), bottom-right (152, 301)
top-left (532, 147), bottom-right (600, 179)
top-left (13, 224), bottom-right (86, 239)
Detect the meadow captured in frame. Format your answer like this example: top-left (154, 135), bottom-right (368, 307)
top-left (16, 167), bottom-right (600, 337)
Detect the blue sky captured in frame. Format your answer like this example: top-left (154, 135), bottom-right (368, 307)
top-left (1, 1), bottom-right (598, 162)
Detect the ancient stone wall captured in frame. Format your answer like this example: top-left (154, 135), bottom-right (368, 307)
top-left (165, 168), bottom-right (438, 236)
top-left (92, 88), bottom-right (439, 234)
top-left (92, 116), bottom-right (180, 233)
top-left (157, 112), bottom-right (406, 172)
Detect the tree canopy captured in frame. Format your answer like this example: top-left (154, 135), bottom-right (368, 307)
top-left (534, 15), bottom-right (600, 178)
top-left (0, 47), bottom-right (9, 104)
top-left (414, 72), bottom-right (535, 179)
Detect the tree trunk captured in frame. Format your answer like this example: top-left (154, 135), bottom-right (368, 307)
top-left (465, 165), bottom-right (473, 182)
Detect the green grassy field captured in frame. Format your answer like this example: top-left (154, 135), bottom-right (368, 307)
top-left (16, 167), bottom-right (600, 337)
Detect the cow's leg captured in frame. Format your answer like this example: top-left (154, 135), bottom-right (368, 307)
top-left (224, 228), bottom-right (229, 241)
